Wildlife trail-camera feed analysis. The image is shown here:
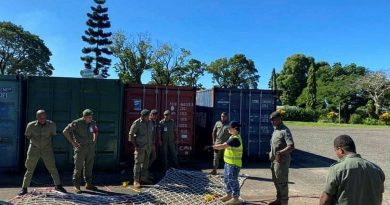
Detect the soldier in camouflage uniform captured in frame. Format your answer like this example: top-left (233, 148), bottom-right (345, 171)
top-left (148, 109), bottom-right (159, 170)
top-left (160, 110), bottom-right (179, 171)
top-left (269, 111), bottom-right (295, 205)
top-left (63, 109), bottom-right (98, 194)
top-left (319, 135), bottom-right (385, 205)
top-left (210, 112), bottom-right (230, 175)
top-left (129, 109), bottom-right (154, 188)
top-left (19, 110), bottom-right (67, 195)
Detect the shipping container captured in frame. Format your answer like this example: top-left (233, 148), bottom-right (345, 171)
top-left (0, 75), bottom-right (22, 171)
top-left (26, 77), bottom-right (123, 171)
top-left (195, 88), bottom-right (277, 159)
top-left (123, 85), bottom-right (196, 161)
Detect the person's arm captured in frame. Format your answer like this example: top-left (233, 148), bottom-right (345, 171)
top-left (92, 122), bottom-right (98, 143)
top-left (63, 122), bottom-right (80, 148)
top-left (128, 121), bottom-right (138, 148)
top-left (25, 123), bottom-right (33, 139)
top-left (279, 129), bottom-right (295, 156)
top-left (213, 142), bottom-right (229, 150)
top-left (213, 137), bottom-right (240, 150)
top-left (319, 192), bottom-right (333, 205)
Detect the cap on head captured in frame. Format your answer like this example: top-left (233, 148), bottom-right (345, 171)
top-left (36, 110), bottom-right (46, 116)
top-left (83, 109), bottom-right (94, 116)
top-left (164, 110), bottom-right (171, 115)
top-left (227, 121), bottom-right (241, 129)
top-left (151, 109), bottom-right (159, 115)
top-left (141, 109), bottom-right (150, 116)
top-left (270, 111), bottom-right (282, 120)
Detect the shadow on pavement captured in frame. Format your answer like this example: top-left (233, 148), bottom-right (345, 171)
top-left (291, 149), bottom-right (336, 168)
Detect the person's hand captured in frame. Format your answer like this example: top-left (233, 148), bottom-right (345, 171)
top-left (275, 151), bottom-right (282, 162)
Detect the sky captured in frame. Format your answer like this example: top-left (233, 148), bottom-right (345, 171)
top-left (1, 0), bottom-right (389, 89)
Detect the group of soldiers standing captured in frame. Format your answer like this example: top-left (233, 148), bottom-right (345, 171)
top-left (18, 108), bottom-right (179, 195)
top-left (17, 108), bottom-right (385, 205)
top-left (19, 109), bottom-right (98, 195)
top-left (128, 109), bottom-right (179, 188)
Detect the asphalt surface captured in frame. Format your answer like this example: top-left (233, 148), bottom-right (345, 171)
top-left (0, 126), bottom-right (389, 205)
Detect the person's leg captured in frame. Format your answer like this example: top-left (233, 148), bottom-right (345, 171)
top-left (168, 140), bottom-right (179, 167)
top-left (21, 148), bottom-right (40, 190)
top-left (269, 162), bottom-right (281, 205)
top-left (41, 148), bottom-right (61, 186)
top-left (133, 147), bottom-right (145, 187)
top-left (276, 160), bottom-right (290, 205)
top-left (221, 163), bottom-right (233, 202)
top-left (84, 145), bottom-right (95, 184)
top-left (73, 147), bottom-right (86, 192)
top-left (140, 146), bottom-right (151, 182)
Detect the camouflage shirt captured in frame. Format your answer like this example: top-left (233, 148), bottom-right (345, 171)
top-left (25, 120), bottom-right (56, 149)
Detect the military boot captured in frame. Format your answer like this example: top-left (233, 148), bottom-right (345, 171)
top-left (18, 187), bottom-right (27, 196)
top-left (74, 186), bottom-right (82, 194)
top-left (55, 185), bottom-right (67, 193)
top-left (268, 199), bottom-right (281, 205)
top-left (85, 183), bottom-right (98, 191)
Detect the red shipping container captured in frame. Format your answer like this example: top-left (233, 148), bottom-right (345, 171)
top-left (123, 85), bottom-right (196, 161)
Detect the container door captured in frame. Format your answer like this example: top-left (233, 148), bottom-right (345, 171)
top-left (123, 85), bottom-right (161, 157)
top-left (0, 76), bottom-right (21, 170)
top-left (160, 87), bottom-right (195, 159)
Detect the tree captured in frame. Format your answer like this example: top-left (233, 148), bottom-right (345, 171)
top-left (0, 21), bottom-right (53, 76)
top-left (175, 58), bottom-right (206, 89)
top-left (356, 71), bottom-right (390, 115)
top-left (268, 68), bottom-right (278, 91)
top-left (81, 0), bottom-right (112, 78)
top-left (149, 44), bottom-right (190, 85)
top-left (207, 54), bottom-right (259, 89)
top-left (110, 32), bottom-right (152, 84)
top-left (306, 64), bottom-right (317, 109)
top-left (276, 54), bottom-right (314, 105)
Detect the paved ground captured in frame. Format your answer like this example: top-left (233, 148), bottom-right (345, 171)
top-left (0, 126), bottom-right (389, 204)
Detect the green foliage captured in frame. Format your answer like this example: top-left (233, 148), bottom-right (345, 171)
top-left (363, 118), bottom-right (378, 125)
top-left (306, 64), bottom-right (317, 109)
top-left (81, 0), bottom-right (112, 78)
top-left (149, 44), bottom-right (191, 85)
top-left (379, 112), bottom-right (390, 125)
top-left (327, 111), bottom-right (339, 122)
top-left (110, 32), bottom-right (152, 84)
top-left (269, 68), bottom-right (278, 90)
top-left (0, 21), bottom-right (54, 76)
top-left (349, 114), bottom-right (363, 124)
top-left (282, 107), bottom-right (319, 122)
top-left (354, 106), bottom-right (369, 119)
top-left (276, 54), bottom-right (314, 105)
top-left (175, 58), bottom-right (206, 89)
top-left (207, 54), bottom-right (259, 89)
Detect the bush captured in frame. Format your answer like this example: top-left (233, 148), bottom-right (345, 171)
top-left (327, 111), bottom-right (338, 123)
top-left (283, 107), bottom-right (319, 122)
top-left (363, 118), bottom-right (378, 125)
top-left (349, 114), bottom-right (363, 124)
top-left (379, 112), bottom-right (390, 125)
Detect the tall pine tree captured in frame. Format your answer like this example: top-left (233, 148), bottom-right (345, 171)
top-left (269, 68), bottom-right (278, 91)
top-left (81, 0), bottom-right (112, 78)
top-left (306, 64), bottom-right (317, 109)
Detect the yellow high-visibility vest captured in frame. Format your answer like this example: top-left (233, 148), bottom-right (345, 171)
top-left (224, 134), bottom-right (243, 167)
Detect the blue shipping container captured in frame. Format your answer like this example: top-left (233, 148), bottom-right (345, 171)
top-left (0, 75), bottom-right (22, 171)
top-left (196, 88), bottom-right (276, 159)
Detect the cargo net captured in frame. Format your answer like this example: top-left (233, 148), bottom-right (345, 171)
top-left (8, 169), bottom-right (247, 205)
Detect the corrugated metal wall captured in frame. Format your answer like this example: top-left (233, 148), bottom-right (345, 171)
top-left (0, 75), bottom-right (22, 171)
top-left (123, 85), bottom-right (196, 161)
top-left (195, 88), bottom-right (277, 159)
top-left (26, 77), bottom-right (123, 171)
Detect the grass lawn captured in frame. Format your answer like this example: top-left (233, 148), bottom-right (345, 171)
top-left (284, 121), bottom-right (389, 128)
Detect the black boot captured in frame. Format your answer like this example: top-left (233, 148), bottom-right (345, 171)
top-left (18, 187), bottom-right (27, 196)
top-left (55, 185), bottom-right (68, 193)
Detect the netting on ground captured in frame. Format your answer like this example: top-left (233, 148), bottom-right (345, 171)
top-left (8, 169), bottom-right (247, 205)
